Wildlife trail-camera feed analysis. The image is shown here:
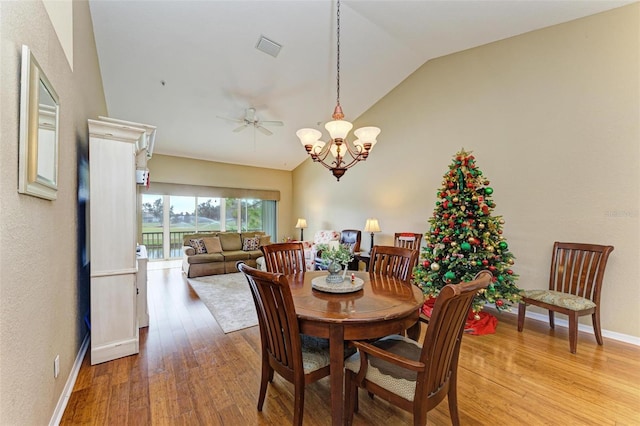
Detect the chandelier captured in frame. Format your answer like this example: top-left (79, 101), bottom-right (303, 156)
top-left (296, 0), bottom-right (380, 181)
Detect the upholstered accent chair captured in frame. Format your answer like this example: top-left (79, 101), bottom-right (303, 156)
top-left (302, 230), bottom-right (340, 271)
top-left (316, 229), bottom-right (362, 270)
top-left (518, 242), bottom-right (614, 354)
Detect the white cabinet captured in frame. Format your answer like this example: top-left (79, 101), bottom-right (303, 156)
top-left (89, 119), bottom-right (145, 365)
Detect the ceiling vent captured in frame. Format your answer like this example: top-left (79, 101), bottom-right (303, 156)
top-left (256, 35), bottom-right (282, 58)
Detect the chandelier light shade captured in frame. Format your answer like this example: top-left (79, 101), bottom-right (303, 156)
top-left (364, 218), bottom-right (381, 250)
top-left (296, 0), bottom-right (380, 181)
top-left (295, 218), bottom-right (307, 240)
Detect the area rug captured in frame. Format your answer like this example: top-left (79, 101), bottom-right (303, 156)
top-left (186, 273), bottom-right (258, 333)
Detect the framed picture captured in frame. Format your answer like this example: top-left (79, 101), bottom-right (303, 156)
top-left (18, 45), bottom-right (59, 200)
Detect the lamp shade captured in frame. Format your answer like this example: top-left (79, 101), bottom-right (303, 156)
top-left (325, 119), bottom-right (353, 140)
top-left (296, 128), bottom-right (322, 146)
top-left (364, 218), bottom-right (381, 233)
top-left (353, 126), bottom-right (381, 143)
top-left (295, 218), bottom-right (307, 229)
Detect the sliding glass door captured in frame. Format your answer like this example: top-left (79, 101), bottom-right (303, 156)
top-left (141, 193), bottom-right (276, 260)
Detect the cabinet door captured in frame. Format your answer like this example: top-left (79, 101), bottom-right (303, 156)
top-left (89, 137), bottom-right (137, 274)
top-left (90, 274), bottom-right (139, 364)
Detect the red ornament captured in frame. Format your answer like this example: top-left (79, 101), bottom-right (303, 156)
top-left (482, 259), bottom-right (489, 266)
top-left (422, 260), bottom-right (430, 268)
top-left (496, 300), bottom-right (504, 307)
top-left (489, 265), bottom-right (497, 272)
top-left (507, 269), bottom-right (513, 275)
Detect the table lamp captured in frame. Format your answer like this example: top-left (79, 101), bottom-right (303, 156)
top-left (364, 218), bottom-right (381, 251)
top-left (295, 218), bottom-right (307, 241)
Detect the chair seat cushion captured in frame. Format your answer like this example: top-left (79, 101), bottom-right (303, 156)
top-left (345, 334), bottom-right (420, 402)
top-left (521, 290), bottom-right (596, 311)
top-left (300, 334), bottom-right (356, 374)
top-left (300, 334), bottom-right (331, 374)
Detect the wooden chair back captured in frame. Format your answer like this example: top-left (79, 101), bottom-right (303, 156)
top-left (394, 232), bottom-right (422, 251)
top-left (261, 242), bottom-right (306, 274)
top-left (518, 241), bottom-right (614, 353)
top-left (237, 262), bottom-right (329, 426)
top-left (368, 245), bottom-right (418, 284)
top-left (345, 271), bottom-right (492, 425)
top-left (548, 242), bottom-right (613, 303)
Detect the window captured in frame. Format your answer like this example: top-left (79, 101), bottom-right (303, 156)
top-left (141, 194), bottom-right (276, 260)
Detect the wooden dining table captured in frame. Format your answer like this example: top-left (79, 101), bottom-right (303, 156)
top-left (285, 270), bottom-right (424, 426)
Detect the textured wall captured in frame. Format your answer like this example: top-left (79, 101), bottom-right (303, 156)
top-left (0, 1), bottom-right (107, 424)
top-left (293, 4), bottom-right (640, 338)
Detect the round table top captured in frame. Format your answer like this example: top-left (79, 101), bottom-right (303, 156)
top-left (286, 271), bottom-right (423, 324)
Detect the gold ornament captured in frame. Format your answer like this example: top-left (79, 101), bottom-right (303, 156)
top-left (452, 197), bottom-right (459, 203)
top-left (430, 262), bottom-right (441, 271)
top-left (472, 195), bottom-right (478, 202)
top-left (478, 223), bottom-right (485, 229)
top-left (499, 219), bottom-right (505, 224)
top-left (508, 259), bottom-right (515, 265)
top-left (483, 232), bottom-right (491, 238)
top-left (487, 246), bottom-right (495, 252)
top-left (460, 205), bottom-right (466, 211)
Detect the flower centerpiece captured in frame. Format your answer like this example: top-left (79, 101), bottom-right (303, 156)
top-left (316, 242), bottom-right (354, 283)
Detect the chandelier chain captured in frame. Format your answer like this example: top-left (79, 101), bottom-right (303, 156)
top-left (336, 0), bottom-right (341, 106)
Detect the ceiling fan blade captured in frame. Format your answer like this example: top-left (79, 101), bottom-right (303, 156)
top-left (256, 125), bottom-right (273, 136)
top-left (217, 115), bottom-right (244, 123)
top-left (233, 123), bottom-right (249, 133)
top-left (259, 120), bottom-right (284, 127)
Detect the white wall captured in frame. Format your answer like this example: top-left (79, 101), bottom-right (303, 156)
top-left (293, 4), bottom-right (640, 338)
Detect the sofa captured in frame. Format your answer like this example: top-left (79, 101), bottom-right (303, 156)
top-left (181, 231), bottom-right (270, 278)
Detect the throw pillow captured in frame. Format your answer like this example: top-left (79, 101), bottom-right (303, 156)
top-left (259, 235), bottom-right (271, 247)
top-left (242, 236), bottom-right (260, 251)
top-left (202, 236), bottom-right (223, 253)
top-left (189, 238), bottom-right (207, 254)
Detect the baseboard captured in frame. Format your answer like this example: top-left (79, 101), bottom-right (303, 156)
top-left (500, 308), bottom-right (640, 346)
top-left (49, 333), bottom-right (90, 426)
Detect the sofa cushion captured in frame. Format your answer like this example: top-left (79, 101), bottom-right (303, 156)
top-left (202, 236), bottom-right (223, 253)
top-left (259, 235), bottom-right (271, 247)
top-left (246, 249), bottom-right (264, 260)
top-left (219, 233), bottom-right (242, 251)
top-left (222, 250), bottom-right (252, 261)
top-left (189, 238), bottom-right (208, 254)
top-left (187, 253), bottom-right (225, 264)
top-left (242, 236), bottom-right (260, 251)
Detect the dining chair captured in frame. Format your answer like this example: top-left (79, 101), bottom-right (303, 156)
top-left (344, 271), bottom-right (493, 426)
top-left (394, 232), bottom-right (423, 251)
top-left (369, 245), bottom-right (419, 284)
top-left (236, 262), bottom-right (331, 426)
top-left (518, 241), bottom-right (614, 354)
top-left (261, 241), bottom-right (306, 274)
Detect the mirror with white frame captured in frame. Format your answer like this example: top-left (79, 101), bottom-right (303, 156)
top-left (18, 45), bottom-right (59, 200)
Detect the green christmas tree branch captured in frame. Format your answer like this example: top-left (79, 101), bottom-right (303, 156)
top-left (413, 149), bottom-right (521, 313)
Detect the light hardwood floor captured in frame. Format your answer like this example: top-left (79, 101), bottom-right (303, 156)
top-left (61, 266), bottom-right (640, 425)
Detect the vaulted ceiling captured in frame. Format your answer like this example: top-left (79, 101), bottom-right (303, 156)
top-left (89, 0), bottom-right (631, 171)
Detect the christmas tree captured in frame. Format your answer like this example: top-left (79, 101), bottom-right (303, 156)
top-left (413, 149), bottom-right (521, 313)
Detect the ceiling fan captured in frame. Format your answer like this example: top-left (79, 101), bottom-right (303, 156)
top-left (217, 107), bottom-right (284, 136)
